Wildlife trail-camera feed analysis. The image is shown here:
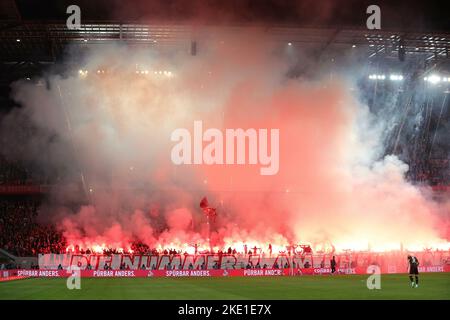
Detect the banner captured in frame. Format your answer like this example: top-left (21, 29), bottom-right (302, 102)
top-left (1, 265), bottom-right (449, 280)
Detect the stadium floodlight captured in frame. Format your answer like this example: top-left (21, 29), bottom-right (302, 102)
top-left (426, 74), bottom-right (441, 84)
top-left (389, 74), bottom-right (404, 81)
top-left (78, 69), bottom-right (88, 77)
top-left (368, 74), bottom-right (386, 80)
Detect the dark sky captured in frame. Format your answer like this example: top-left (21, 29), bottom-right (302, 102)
top-left (14, 0), bottom-right (450, 31)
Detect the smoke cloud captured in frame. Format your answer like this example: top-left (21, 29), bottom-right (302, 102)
top-left (1, 29), bottom-right (448, 253)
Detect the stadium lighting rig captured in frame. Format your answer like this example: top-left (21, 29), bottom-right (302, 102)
top-left (137, 70), bottom-right (173, 77)
top-left (77, 68), bottom-right (174, 78)
top-left (155, 70), bottom-right (173, 77)
top-left (368, 74), bottom-right (385, 80)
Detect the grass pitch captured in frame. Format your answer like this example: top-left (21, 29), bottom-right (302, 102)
top-left (0, 273), bottom-right (449, 300)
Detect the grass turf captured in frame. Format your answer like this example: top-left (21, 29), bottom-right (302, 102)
top-left (0, 273), bottom-right (449, 300)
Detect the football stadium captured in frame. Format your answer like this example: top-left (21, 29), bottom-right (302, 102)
top-left (0, 0), bottom-right (449, 305)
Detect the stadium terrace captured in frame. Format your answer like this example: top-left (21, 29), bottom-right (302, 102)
top-left (0, 0), bottom-right (449, 302)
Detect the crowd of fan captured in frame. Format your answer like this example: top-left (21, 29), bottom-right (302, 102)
top-left (0, 199), bottom-right (66, 256)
